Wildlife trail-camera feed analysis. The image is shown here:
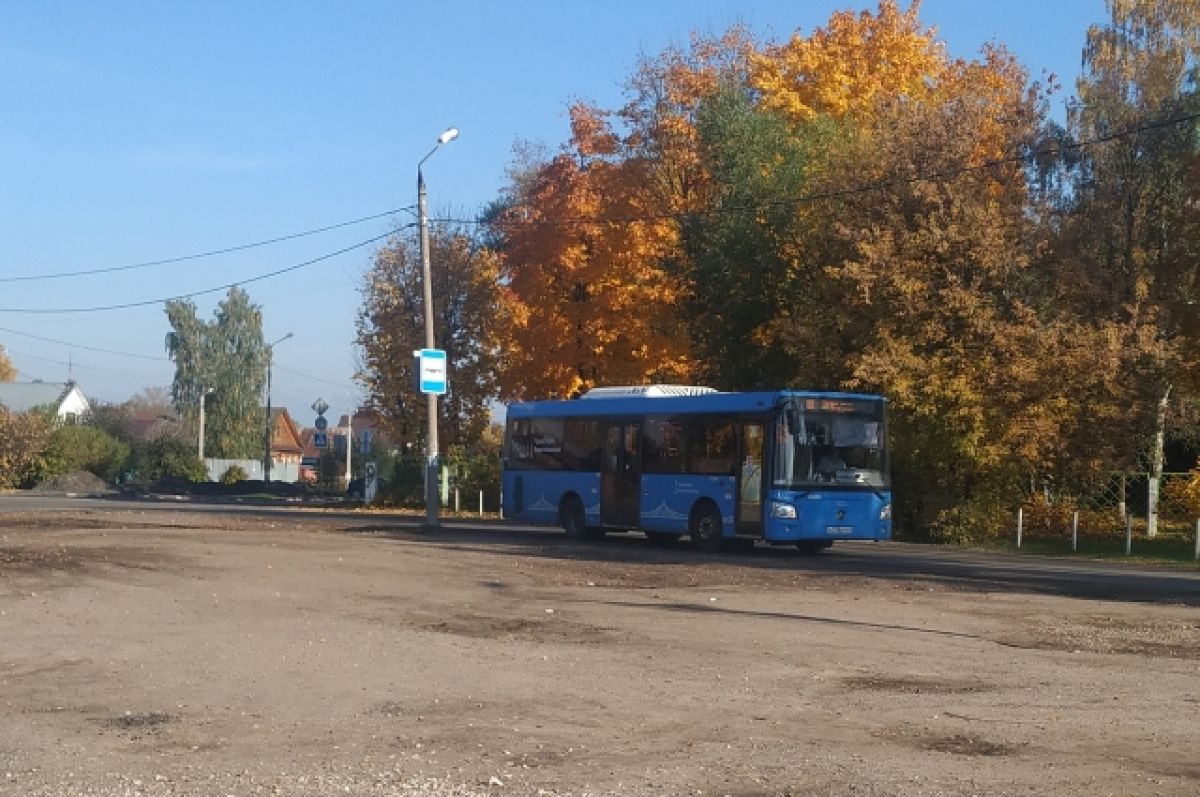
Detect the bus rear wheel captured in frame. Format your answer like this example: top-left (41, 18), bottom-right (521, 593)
top-left (561, 495), bottom-right (603, 541)
top-left (689, 503), bottom-right (724, 552)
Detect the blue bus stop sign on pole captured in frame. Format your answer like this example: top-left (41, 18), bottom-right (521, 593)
top-left (416, 348), bottom-right (448, 395)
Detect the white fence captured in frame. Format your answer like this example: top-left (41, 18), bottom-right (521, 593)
top-left (202, 458), bottom-right (300, 483)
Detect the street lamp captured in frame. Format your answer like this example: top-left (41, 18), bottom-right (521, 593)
top-left (263, 332), bottom-right (293, 483)
top-left (197, 387), bottom-right (215, 462)
top-left (417, 126), bottom-right (458, 529)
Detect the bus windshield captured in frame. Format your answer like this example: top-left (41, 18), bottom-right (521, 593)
top-left (773, 409), bottom-right (887, 488)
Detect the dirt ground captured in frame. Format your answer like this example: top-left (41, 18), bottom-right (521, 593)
top-left (1, 503), bottom-right (1199, 796)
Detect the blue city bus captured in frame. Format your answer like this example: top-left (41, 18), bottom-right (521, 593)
top-left (501, 386), bottom-right (891, 551)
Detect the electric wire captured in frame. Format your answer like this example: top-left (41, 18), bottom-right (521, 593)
top-left (0, 229), bottom-right (401, 314)
top-left (0, 207), bottom-right (411, 284)
top-left (0, 326), bottom-right (169, 361)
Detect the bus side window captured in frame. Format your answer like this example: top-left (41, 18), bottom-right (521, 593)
top-left (644, 416), bottom-right (685, 473)
top-left (686, 416), bottom-right (735, 475)
top-left (507, 419), bottom-right (534, 469)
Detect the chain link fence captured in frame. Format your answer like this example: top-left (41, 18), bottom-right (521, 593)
top-left (1076, 472), bottom-right (1195, 522)
top-left (1020, 472), bottom-right (1200, 553)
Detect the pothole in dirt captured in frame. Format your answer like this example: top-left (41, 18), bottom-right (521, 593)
top-left (1, 547), bottom-right (86, 574)
top-left (100, 712), bottom-right (174, 729)
top-left (879, 727), bottom-right (1017, 757)
top-left (842, 675), bottom-right (993, 694)
top-left (371, 701), bottom-right (407, 718)
top-left (919, 733), bottom-right (1016, 756)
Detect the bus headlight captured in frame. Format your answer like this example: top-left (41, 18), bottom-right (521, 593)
top-left (879, 503), bottom-right (892, 520)
top-left (770, 501), bottom-right (797, 519)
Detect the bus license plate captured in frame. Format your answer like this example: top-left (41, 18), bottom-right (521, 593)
top-left (825, 525), bottom-right (853, 536)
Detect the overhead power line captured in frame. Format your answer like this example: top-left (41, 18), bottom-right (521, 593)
top-left (0, 206), bottom-right (410, 284)
top-left (0, 325), bottom-right (169, 361)
top-left (0, 229), bottom-right (401, 314)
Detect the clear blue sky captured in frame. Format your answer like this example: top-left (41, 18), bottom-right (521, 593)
top-left (0, 0), bottom-right (1107, 427)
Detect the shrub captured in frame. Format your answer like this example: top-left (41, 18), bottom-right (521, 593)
top-left (1165, 463), bottom-right (1200, 517)
top-left (220, 465), bottom-right (248, 485)
top-left (928, 499), bottom-right (1008, 544)
top-left (41, 424), bottom-right (130, 482)
top-left (129, 439), bottom-right (208, 483)
top-left (0, 407), bottom-right (53, 488)
top-left (1020, 494), bottom-right (1075, 537)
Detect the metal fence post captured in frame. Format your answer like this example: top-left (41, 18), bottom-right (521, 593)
top-left (1016, 507), bottom-right (1023, 549)
top-left (1072, 511), bottom-right (1079, 553)
top-left (1194, 519), bottom-right (1200, 562)
top-left (454, 487), bottom-right (460, 513)
top-left (479, 490), bottom-right (484, 516)
top-left (1125, 513), bottom-right (1133, 556)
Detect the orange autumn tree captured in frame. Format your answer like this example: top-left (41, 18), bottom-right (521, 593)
top-left (494, 104), bottom-right (694, 401)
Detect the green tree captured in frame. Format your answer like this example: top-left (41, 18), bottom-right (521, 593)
top-left (681, 86), bottom-right (843, 390)
top-left (165, 287), bottom-right (267, 459)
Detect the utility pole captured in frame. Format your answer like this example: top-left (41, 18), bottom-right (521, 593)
top-left (263, 333), bottom-right (293, 483)
top-left (416, 126), bottom-right (459, 528)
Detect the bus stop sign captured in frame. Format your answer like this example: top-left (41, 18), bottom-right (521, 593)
top-left (415, 348), bottom-right (448, 395)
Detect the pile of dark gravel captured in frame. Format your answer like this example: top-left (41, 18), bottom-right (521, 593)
top-left (30, 470), bottom-right (115, 495)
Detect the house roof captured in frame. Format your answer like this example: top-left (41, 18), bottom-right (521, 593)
top-left (0, 381), bottom-right (83, 414)
top-left (269, 407), bottom-right (305, 455)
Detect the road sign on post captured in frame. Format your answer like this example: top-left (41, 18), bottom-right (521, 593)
top-left (415, 348), bottom-right (447, 395)
top-left (314, 431), bottom-right (328, 448)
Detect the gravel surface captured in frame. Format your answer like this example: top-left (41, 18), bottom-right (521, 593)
top-left (1, 503), bottom-right (1198, 796)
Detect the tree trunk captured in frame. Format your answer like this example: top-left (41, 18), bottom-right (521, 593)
top-left (1148, 384), bottom-right (1172, 539)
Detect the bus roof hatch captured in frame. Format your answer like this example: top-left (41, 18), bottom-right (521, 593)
top-left (580, 385), bottom-right (719, 399)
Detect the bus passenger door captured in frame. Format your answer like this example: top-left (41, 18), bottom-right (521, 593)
top-left (601, 422), bottom-right (641, 528)
top-left (737, 421), bottom-right (764, 537)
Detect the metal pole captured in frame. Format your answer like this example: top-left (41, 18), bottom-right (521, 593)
top-left (479, 490), bottom-right (484, 516)
top-left (1071, 511), bottom-right (1078, 553)
top-left (1016, 507), bottom-right (1023, 549)
top-left (264, 352), bottom-right (273, 483)
top-left (198, 390), bottom-right (207, 461)
top-left (344, 419), bottom-right (352, 486)
top-left (1194, 519), bottom-right (1199, 562)
top-left (262, 334), bottom-right (292, 484)
top-left (418, 162), bottom-right (440, 528)
top-left (1125, 513), bottom-right (1132, 556)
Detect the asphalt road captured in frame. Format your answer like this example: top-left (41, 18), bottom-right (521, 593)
top-left (4, 492), bottom-right (1198, 607)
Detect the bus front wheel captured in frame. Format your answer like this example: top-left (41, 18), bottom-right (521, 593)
top-left (689, 503), bottom-right (724, 552)
top-left (561, 495), bottom-right (603, 541)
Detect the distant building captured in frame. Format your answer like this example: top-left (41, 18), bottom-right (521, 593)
top-left (0, 380), bottom-right (90, 421)
top-left (268, 407), bottom-right (305, 468)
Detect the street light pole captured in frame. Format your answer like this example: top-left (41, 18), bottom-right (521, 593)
top-left (417, 126), bottom-right (458, 529)
top-left (197, 387), bottom-right (214, 461)
top-left (263, 332), bottom-right (293, 483)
